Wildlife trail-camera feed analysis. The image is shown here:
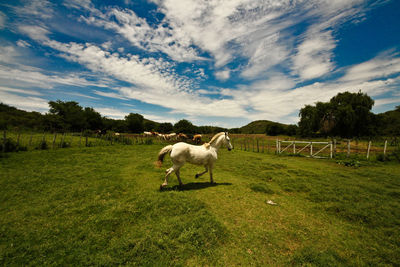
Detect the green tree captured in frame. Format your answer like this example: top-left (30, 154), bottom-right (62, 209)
top-left (330, 91), bottom-right (374, 137)
top-left (266, 123), bottom-right (285, 136)
top-left (285, 124), bottom-right (298, 136)
top-left (48, 100), bottom-right (86, 131)
top-left (144, 120), bottom-right (157, 132)
top-left (157, 122), bottom-right (173, 133)
top-left (83, 107), bottom-right (103, 130)
top-left (174, 119), bottom-right (196, 134)
top-left (125, 113), bottom-right (144, 133)
top-left (298, 105), bottom-right (318, 136)
top-left (298, 91), bottom-right (375, 137)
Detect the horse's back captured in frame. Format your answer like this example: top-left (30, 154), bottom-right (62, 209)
top-left (171, 142), bottom-right (212, 165)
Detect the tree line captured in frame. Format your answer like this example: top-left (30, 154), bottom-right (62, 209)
top-left (0, 100), bottom-right (226, 134)
top-left (298, 91), bottom-right (400, 138)
top-left (1, 91), bottom-right (399, 137)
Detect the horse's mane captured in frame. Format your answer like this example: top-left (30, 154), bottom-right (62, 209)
top-left (203, 132), bottom-right (225, 149)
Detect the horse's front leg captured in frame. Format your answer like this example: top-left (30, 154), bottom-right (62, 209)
top-left (195, 166), bottom-right (208, 178)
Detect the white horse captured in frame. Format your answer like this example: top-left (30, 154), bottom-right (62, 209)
top-left (156, 132), bottom-right (233, 188)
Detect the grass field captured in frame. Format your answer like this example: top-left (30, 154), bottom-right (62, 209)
top-left (1, 144), bottom-right (399, 265)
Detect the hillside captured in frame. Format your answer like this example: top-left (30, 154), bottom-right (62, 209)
top-left (237, 120), bottom-right (297, 135)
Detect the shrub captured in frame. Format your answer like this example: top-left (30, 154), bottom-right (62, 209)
top-left (336, 159), bottom-right (361, 168)
top-left (389, 146), bottom-right (400, 162)
top-left (376, 153), bottom-right (386, 162)
top-left (144, 138), bottom-right (153, 145)
top-left (0, 138), bottom-right (27, 152)
top-left (59, 141), bottom-right (71, 148)
top-left (36, 140), bottom-right (48, 150)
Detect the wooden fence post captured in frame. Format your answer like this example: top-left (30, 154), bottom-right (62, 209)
top-left (293, 140), bottom-right (296, 154)
top-left (256, 139), bottom-right (259, 153)
top-left (61, 133), bottom-right (66, 147)
top-left (52, 133), bottom-right (57, 149)
top-left (330, 142), bottom-right (333, 159)
top-left (333, 139), bottom-right (337, 158)
top-left (310, 142), bottom-right (313, 157)
top-left (366, 141), bottom-right (371, 160)
top-left (347, 140), bottom-right (351, 158)
top-left (2, 130), bottom-right (6, 153)
top-left (384, 140), bottom-right (387, 159)
top-left (16, 132), bottom-right (21, 147)
top-left (29, 133), bottom-right (33, 146)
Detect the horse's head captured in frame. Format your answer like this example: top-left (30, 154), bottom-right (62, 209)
top-left (224, 132), bottom-right (233, 151)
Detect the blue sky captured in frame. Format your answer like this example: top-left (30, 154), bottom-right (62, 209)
top-left (0, 0), bottom-right (399, 128)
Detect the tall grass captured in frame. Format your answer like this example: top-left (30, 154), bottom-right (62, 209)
top-left (0, 144), bottom-right (399, 265)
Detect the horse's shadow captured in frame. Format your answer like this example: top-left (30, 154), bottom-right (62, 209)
top-left (159, 181), bottom-right (232, 192)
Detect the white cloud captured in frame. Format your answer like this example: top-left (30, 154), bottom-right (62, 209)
top-left (215, 69), bottom-right (230, 81)
top-left (93, 90), bottom-right (129, 100)
top-left (0, 86), bottom-right (42, 96)
top-left (0, 11), bottom-right (6, 29)
top-left (374, 97), bottom-right (400, 107)
top-left (340, 51), bottom-right (400, 83)
top-left (94, 107), bottom-right (127, 119)
top-left (14, 0), bottom-right (54, 19)
top-left (16, 39), bottom-right (31, 48)
top-left (0, 91), bottom-right (49, 112)
top-left (18, 25), bottom-right (50, 41)
top-left (65, 92), bottom-right (100, 100)
top-left (292, 30), bottom-right (336, 80)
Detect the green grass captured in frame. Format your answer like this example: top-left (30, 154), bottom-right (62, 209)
top-left (1, 145), bottom-right (399, 265)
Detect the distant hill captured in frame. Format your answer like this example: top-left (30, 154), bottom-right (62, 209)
top-left (237, 120), bottom-right (289, 134)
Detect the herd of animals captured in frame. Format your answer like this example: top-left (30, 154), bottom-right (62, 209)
top-left (143, 131), bottom-right (202, 144)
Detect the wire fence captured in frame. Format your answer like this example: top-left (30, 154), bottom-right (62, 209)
top-left (2, 131), bottom-right (399, 162)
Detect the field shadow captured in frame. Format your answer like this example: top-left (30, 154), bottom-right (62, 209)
top-left (159, 181), bottom-right (232, 192)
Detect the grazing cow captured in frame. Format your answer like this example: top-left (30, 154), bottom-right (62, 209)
top-left (193, 134), bottom-right (202, 144)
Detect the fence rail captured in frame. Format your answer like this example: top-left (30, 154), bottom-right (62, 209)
top-left (232, 134), bottom-right (398, 161)
top-left (1, 131), bottom-right (399, 161)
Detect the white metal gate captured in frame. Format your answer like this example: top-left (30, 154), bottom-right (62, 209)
top-left (276, 140), bottom-right (333, 158)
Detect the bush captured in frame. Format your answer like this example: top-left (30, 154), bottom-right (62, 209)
top-left (36, 140), bottom-right (48, 150)
top-left (60, 141), bottom-right (71, 148)
top-left (376, 153), bottom-right (386, 162)
top-left (336, 159), bottom-right (361, 167)
top-left (0, 138), bottom-right (27, 152)
top-left (389, 146), bottom-right (400, 162)
top-left (144, 138), bottom-right (153, 145)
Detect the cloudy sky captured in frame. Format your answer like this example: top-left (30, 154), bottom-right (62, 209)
top-left (0, 0), bottom-right (399, 128)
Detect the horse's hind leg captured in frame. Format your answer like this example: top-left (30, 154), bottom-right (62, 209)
top-left (175, 169), bottom-right (183, 186)
top-left (209, 166), bottom-right (214, 184)
top-left (161, 164), bottom-right (182, 188)
top-left (161, 167), bottom-right (175, 188)
top-left (195, 166), bottom-right (208, 178)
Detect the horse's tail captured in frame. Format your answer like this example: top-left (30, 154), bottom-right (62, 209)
top-left (155, 145), bottom-right (173, 168)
